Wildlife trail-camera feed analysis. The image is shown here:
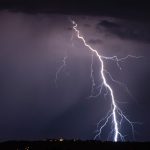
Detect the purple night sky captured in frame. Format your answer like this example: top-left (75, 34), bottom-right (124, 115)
top-left (0, 7), bottom-right (150, 141)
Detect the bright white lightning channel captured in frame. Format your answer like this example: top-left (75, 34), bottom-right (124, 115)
top-left (71, 20), bottom-right (141, 142)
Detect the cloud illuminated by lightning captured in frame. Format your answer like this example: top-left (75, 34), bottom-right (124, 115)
top-left (71, 20), bottom-right (141, 142)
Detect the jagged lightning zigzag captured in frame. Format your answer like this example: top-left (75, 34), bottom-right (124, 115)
top-left (71, 20), bottom-right (141, 142)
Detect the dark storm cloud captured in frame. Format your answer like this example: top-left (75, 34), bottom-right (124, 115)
top-left (0, 0), bottom-right (150, 22)
top-left (97, 20), bottom-right (150, 43)
top-left (99, 20), bottom-right (120, 28)
top-left (88, 39), bottom-right (102, 45)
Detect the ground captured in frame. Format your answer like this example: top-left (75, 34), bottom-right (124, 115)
top-left (0, 140), bottom-right (150, 150)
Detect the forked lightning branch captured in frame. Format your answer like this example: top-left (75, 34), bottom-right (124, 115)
top-left (55, 20), bottom-right (142, 142)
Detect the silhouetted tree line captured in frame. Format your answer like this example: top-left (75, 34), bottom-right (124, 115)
top-left (0, 140), bottom-right (150, 150)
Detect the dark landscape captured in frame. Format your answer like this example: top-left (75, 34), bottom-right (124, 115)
top-left (0, 140), bottom-right (150, 150)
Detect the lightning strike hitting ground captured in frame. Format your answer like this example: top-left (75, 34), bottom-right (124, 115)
top-left (71, 20), bottom-right (141, 142)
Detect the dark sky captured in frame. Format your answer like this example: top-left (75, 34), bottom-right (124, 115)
top-left (0, 0), bottom-right (150, 142)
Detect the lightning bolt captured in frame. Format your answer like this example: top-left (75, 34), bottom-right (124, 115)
top-left (71, 20), bottom-right (141, 142)
top-left (55, 55), bottom-right (68, 86)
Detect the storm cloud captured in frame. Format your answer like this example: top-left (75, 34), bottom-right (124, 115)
top-left (97, 19), bottom-right (150, 43)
